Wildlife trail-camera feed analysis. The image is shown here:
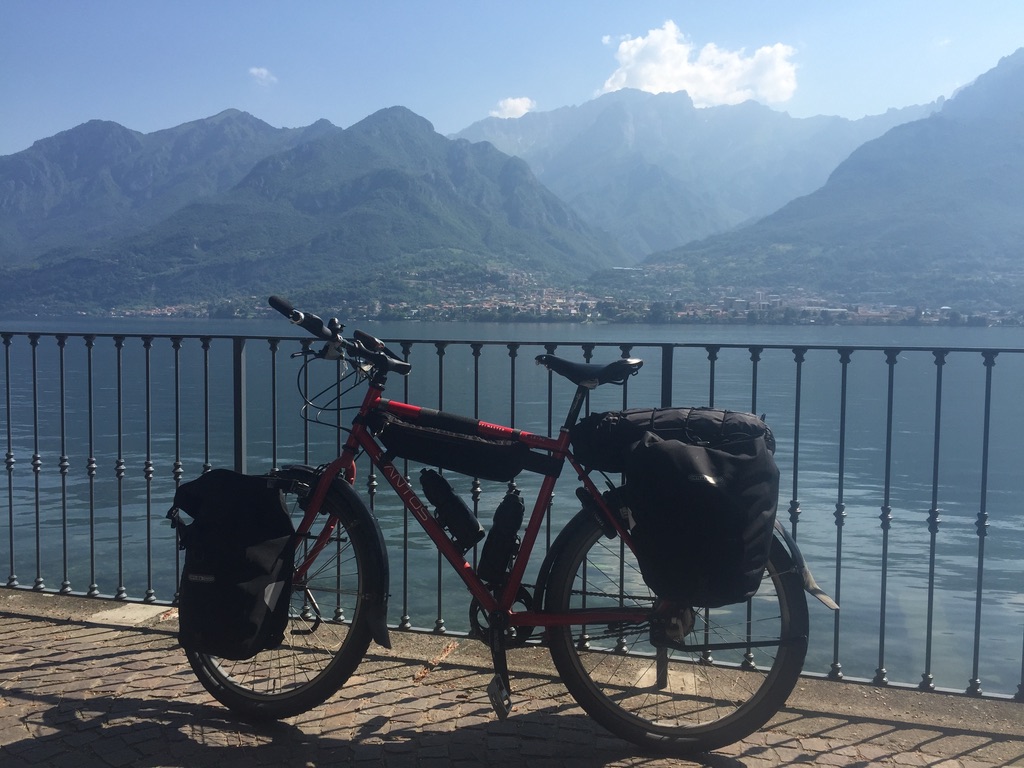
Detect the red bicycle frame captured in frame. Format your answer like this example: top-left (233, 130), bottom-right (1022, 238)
top-left (293, 371), bottom-right (647, 631)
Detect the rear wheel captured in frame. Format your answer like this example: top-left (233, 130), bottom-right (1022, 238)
top-left (545, 512), bottom-right (808, 753)
top-left (185, 466), bottom-right (382, 719)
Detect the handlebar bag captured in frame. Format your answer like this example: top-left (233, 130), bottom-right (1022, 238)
top-left (371, 412), bottom-right (529, 482)
top-left (570, 406), bottom-right (775, 473)
top-left (623, 431), bottom-right (778, 608)
top-left (167, 469), bottom-right (295, 660)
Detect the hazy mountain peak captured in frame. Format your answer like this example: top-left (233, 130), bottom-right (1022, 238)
top-left (350, 106), bottom-right (437, 136)
top-left (940, 46), bottom-right (1024, 122)
top-left (628, 46), bottom-right (1024, 310)
top-left (455, 87), bottom-right (939, 259)
top-left (27, 120), bottom-right (144, 170)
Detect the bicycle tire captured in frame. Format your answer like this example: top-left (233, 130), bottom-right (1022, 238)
top-left (185, 466), bottom-right (382, 719)
top-left (545, 511), bottom-right (808, 754)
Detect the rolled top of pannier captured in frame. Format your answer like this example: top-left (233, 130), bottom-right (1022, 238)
top-left (570, 406), bottom-right (775, 473)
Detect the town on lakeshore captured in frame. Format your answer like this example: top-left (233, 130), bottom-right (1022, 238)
top-left (122, 286), bottom-right (1010, 327)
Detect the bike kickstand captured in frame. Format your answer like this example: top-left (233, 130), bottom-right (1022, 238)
top-left (486, 617), bottom-right (513, 720)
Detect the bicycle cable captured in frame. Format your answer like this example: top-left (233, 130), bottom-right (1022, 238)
top-left (294, 355), bottom-right (369, 432)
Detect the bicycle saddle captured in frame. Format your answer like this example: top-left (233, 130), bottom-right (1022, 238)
top-left (535, 354), bottom-right (643, 389)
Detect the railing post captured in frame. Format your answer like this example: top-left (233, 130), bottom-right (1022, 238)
top-left (114, 335), bottom-right (127, 600)
top-left (828, 348), bottom-right (853, 681)
top-left (399, 341), bottom-right (413, 631)
top-left (874, 349), bottom-right (900, 686)
top-left (748, 346), bottom-right (763, 414)
top-left (967, 351), bottom-right (997, 697)
top-left (660, 344), bottom-right (674, 408)
top-left (3, 332), bottom-right (17, 588)
top-left (787, 348), bottom-right (806, 539)
top-left (706, 345), bottom-right (720, 407)
top-left (142, 336), bottom-right (156, 603)
top-left (267, 338), bottom-right (279, 472)
top-left (29, 333), bottom-right (42, 592)
top-left (57, 335), bottom-right (71, 595)
top-left (507, 343), bottom-right (520, 428)
top-left (201, 337), bottom-right (213, 473)
top-left (920, 350), bottom-right (948, 692)
top-left (85, 335), bottom-right (98, 597)
top-left (233, 336), bottom-right (247, 474)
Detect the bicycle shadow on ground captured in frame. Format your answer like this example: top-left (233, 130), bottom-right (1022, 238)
top-left (0, 599), bottom-right (734, 767)
top-left (6, 688), bottom-right (747, 768)
top-left (7, 593), bottom-right (1024, 767)
top-left (9, 656), bottom-right (1024, 768)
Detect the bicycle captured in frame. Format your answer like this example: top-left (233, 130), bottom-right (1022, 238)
top-left (184, 296), bottom-right (835, 754)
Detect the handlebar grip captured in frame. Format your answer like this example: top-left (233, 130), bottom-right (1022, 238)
top-left (354, 329), bottom-right (384, 351)
top-left (268, 295), bottom-right (331, 339)
top-left (269, 295), bottom-right (294, 317)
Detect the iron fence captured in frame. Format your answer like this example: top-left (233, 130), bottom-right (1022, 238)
top-left (3, 328), bottom-right (1024, 700)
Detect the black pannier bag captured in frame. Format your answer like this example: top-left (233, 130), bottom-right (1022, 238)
top-left (167, 469), bottom-right (296, 660)
top-left (623, 430), bottom-right (779, 608)
top-left (570, 407), bottom-right (775, 473)
top-left (371, 411), bottom-right (530, 482)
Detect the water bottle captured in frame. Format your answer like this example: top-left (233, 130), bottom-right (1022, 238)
top-left (419, 469), bottom-right (484, 553)
top-left (477, 489), bottom-right (525, 583)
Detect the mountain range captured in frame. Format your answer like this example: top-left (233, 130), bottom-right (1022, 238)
top-left (0, 110), bottom-right (336, 266)
top-left (0, 108), bottom-right (623, 314)
top-left (454, 89), bottom-right (938, 260)
top-left (1, 47), bottom-right (1022, 316)
top-left (605, 47), bottom-right (1024, 311)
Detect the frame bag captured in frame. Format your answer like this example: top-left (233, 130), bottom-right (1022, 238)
top-left (168, 469), bottom-right (296, 660)
top-left (371, 411), bottom-right (530, 482)
top-left (623, 431), bottom-right (779, 608)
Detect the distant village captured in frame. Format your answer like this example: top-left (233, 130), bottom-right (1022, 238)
top-left (333, 288), bottom-right (1013, 327)
top-left (128, 287), bottom-right (1017, 327)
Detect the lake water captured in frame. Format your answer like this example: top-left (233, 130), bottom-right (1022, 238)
top-left (4, 315), bottom-right (1024, 696)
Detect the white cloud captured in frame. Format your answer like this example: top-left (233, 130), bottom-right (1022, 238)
top-left (602, 21), bottom-right (797, 107)
top-left (489, 96), bottom-right (537, 119)
top-left (249, 67), bottom-right (278, 86)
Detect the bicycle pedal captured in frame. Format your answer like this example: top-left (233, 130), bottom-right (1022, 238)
top-left (486, 674), bottom-right (513, 720)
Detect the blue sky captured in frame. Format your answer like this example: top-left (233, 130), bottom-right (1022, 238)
top-left (3, 1), bottom-right (1023, 156)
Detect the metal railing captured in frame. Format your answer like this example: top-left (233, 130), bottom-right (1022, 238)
top-left (3, 328), bottom-right (1024, 701)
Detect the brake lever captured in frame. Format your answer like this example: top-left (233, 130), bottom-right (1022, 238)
top-left (291, 341), bottom-right (347, 360)
top-left (318, 341), bottom-right (347, 361)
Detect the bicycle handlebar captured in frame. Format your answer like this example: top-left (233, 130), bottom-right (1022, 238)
top-left (269, 295), bottom-right (335, 341)
top-left (268, 296), bottom-right (411, 376)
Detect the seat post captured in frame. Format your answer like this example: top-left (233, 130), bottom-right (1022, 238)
top-left (561, 384), bottom-right (591, 432)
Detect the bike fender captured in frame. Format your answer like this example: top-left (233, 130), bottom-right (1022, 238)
top-left (330, 476), bottom-right (393, 648)
top-left (283, 464), bottom-right (393, 649)
top-left (533, 509), bottom-right (593, 611)
top-left (773, 520), bottom-right (839, 611)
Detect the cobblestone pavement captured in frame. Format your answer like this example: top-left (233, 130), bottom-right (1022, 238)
top-left (3, 589), bottom-right (1024, 767)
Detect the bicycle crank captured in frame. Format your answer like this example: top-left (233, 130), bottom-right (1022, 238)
top-left (468, 585), bottom-right (535, 647)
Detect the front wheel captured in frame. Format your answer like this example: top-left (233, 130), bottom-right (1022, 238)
top-left (185, 466), bottom-right (383, 719)
top-left (545, 512), bottom-right (808, 754)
